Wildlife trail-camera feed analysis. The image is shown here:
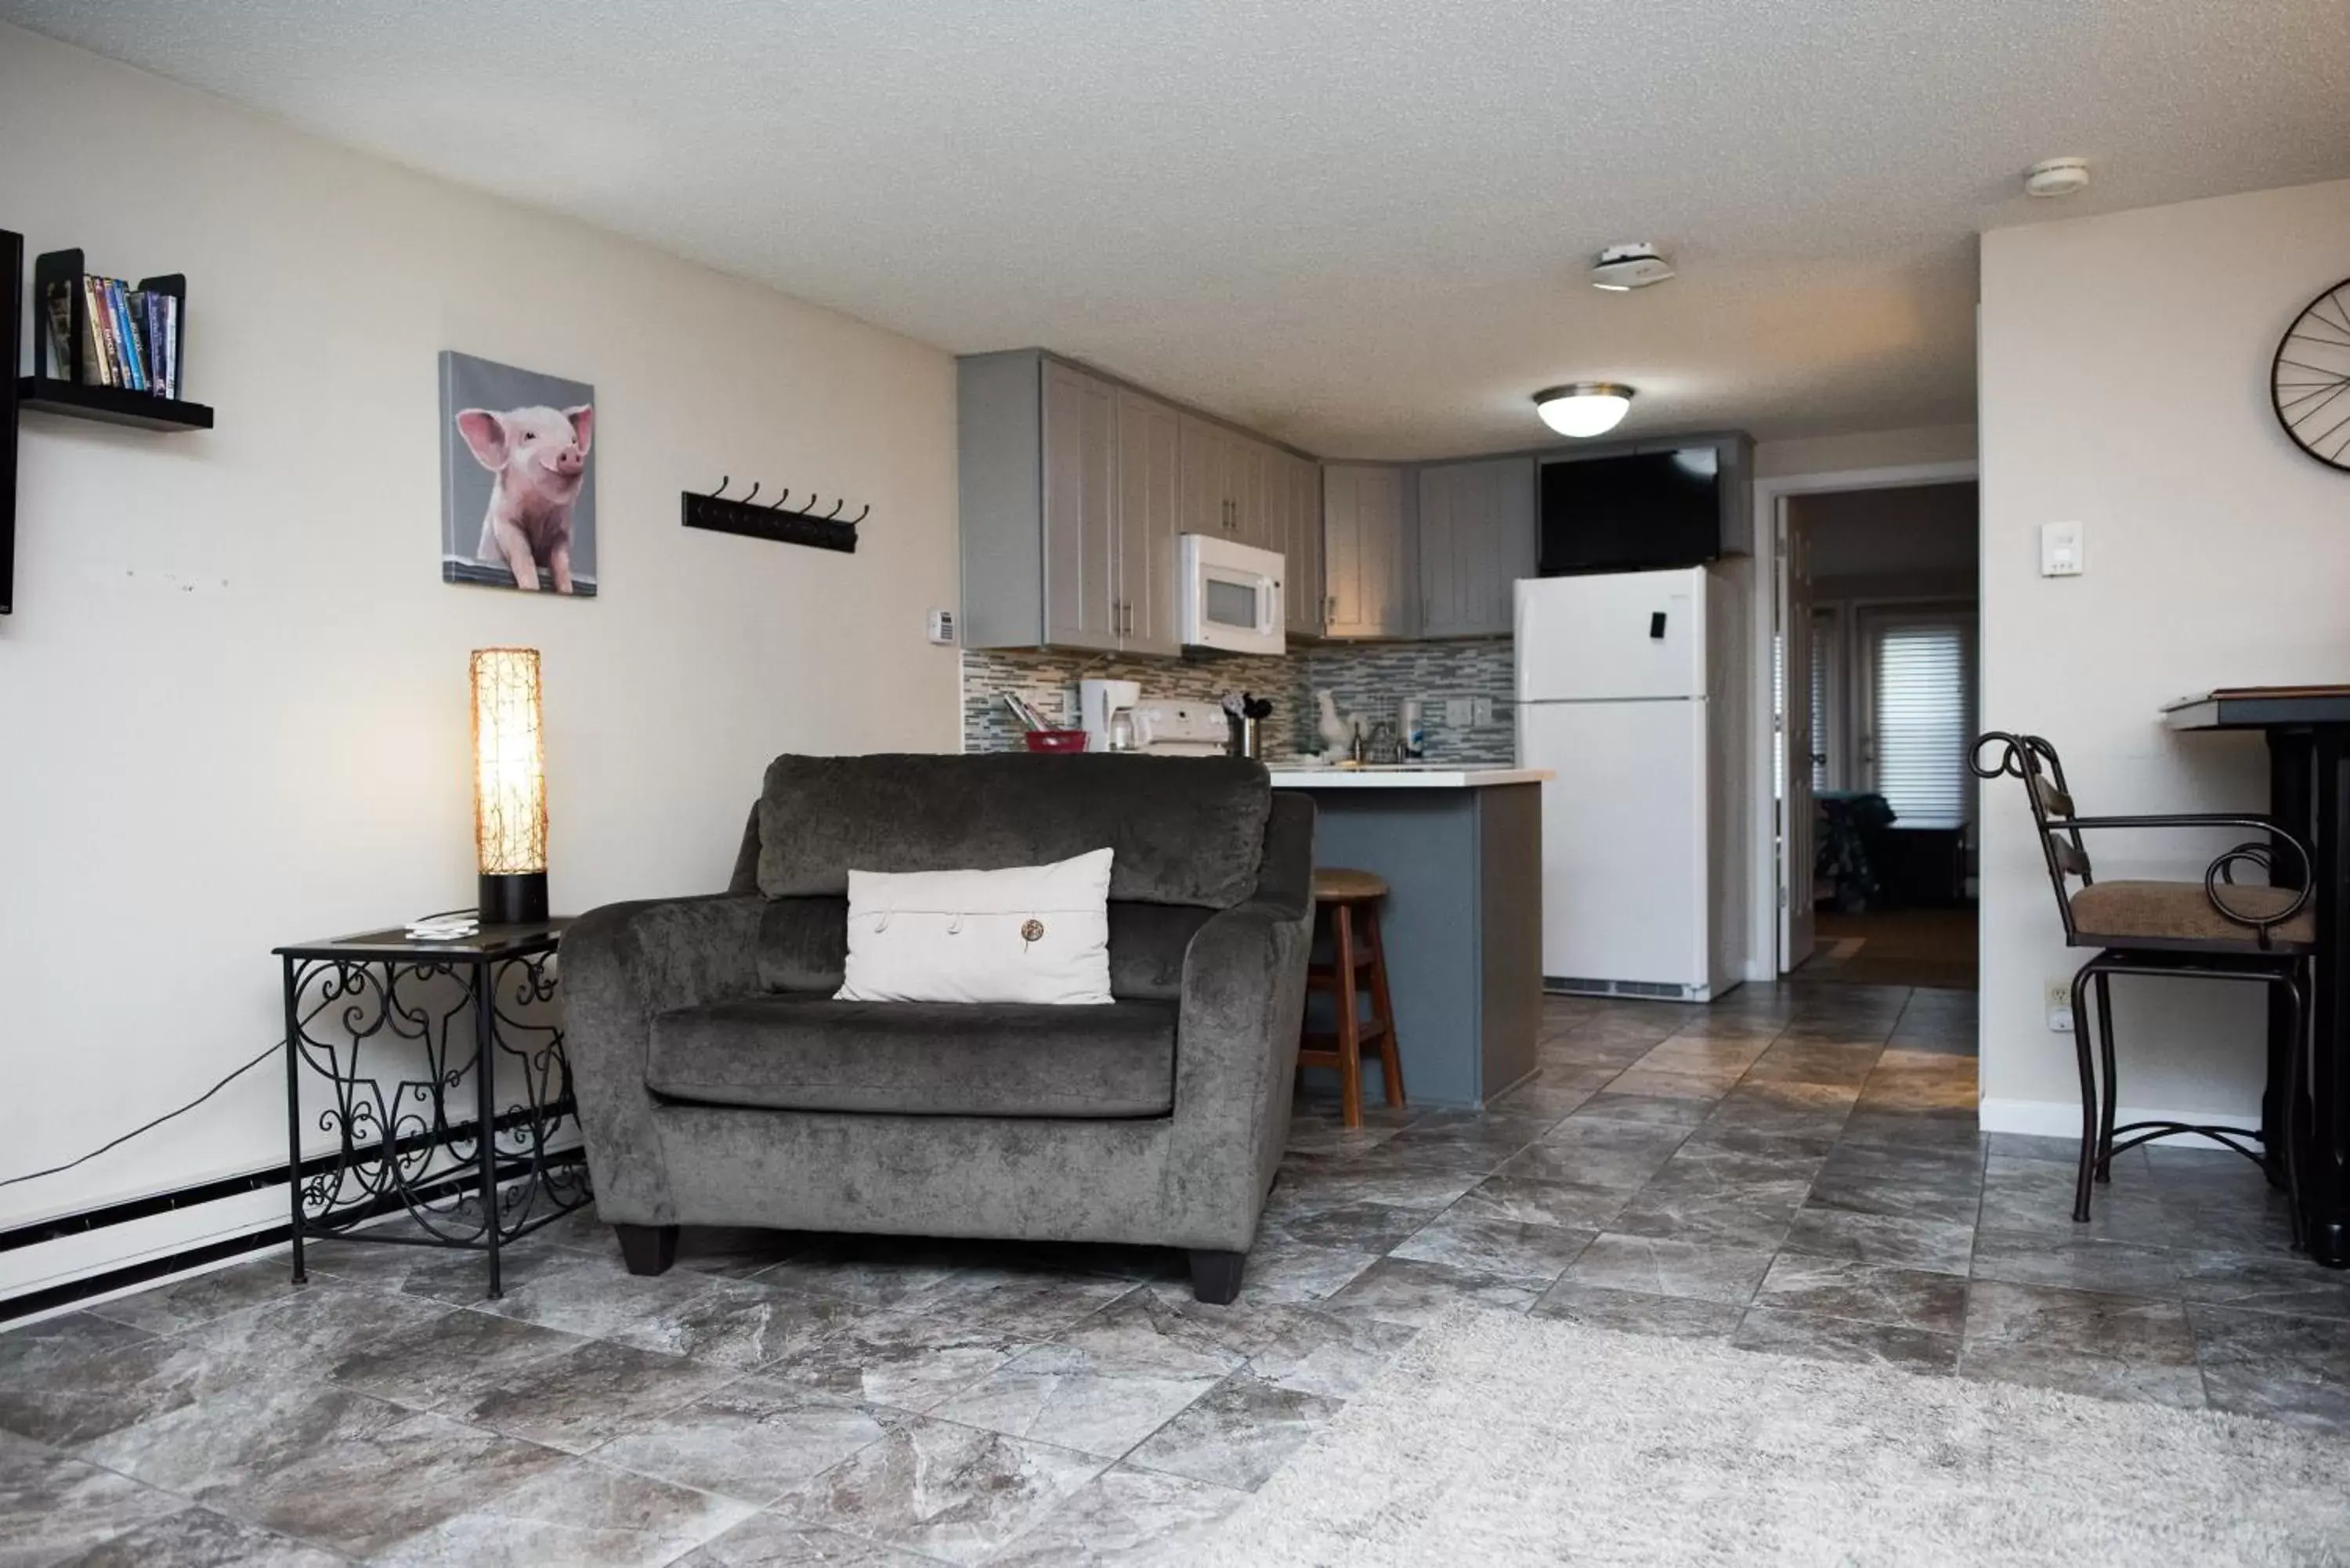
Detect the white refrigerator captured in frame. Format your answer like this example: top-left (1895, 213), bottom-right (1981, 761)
top-left (1515, 564), bottom-right (1748, 1002)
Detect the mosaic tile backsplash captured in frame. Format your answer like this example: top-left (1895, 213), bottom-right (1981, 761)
top-left (961, 638), bottom-right (1518, 765)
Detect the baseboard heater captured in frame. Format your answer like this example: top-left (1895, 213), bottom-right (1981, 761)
top-left (0, 1110), bottom-right (583, 1324)
top-left (1545, 975), bottom-right (1703, 1002)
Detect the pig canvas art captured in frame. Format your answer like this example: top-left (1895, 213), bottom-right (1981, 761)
top-left (439, 351), bottom-right (598, 596)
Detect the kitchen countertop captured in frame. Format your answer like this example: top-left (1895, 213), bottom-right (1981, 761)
top-left (1265, 764), bottom-right (1551, 789)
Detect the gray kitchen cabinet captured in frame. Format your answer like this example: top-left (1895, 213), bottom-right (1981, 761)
top-left (1323, 464), bottom-right (1413, 638)
top-left (1416, 457), bottom-right (1536, 638)
top-left (1283, 454), bottom-right (1325, 637)
top-left (961, 348), bottom-right (1321, 655)
top-left (1115, 390), bottom-right (1182, 655)
top-left (1040, 360), bottom-right (1121, 650)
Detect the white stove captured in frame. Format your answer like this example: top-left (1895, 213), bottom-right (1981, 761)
top-left (1130, 700), bottom-right (1232, 757)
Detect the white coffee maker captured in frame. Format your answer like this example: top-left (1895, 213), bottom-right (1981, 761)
top-left (1078, 678), bottom-right (1141, 752)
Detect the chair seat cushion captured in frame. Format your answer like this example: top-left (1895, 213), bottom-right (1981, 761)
top-left (2070, 879), bottom-right (2313, 948)
top-left (645, 993), bottom-right (1177, 1117)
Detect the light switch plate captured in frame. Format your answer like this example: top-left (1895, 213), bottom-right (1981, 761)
top-left (2040, 521), bottom-right (2084, 577)
top-left (1444, 697), bottom-right (1474, 727)
top-left (2045, 981), bottom-right (2075, 1031)
top-left (1471, 696), bottom-right (1495, 727)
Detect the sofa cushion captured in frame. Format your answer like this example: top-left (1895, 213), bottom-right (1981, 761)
top-left (754, 753), bottom-right (1270, 909)
top-left (645, 993), bottom-right (1177, 1117)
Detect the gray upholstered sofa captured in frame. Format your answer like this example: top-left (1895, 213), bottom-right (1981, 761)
top-left (562, 752), bottom-right (1313, 1303)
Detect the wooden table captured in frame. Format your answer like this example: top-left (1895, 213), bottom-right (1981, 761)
top-left (2165, 688), bottom-right (2350, 1266)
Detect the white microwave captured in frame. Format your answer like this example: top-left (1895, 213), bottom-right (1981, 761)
top-left (1179, 533), bottom-right (1286, 655)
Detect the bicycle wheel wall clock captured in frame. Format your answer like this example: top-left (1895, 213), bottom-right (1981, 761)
top-left (2273, 278), bottom-right (2350, 471)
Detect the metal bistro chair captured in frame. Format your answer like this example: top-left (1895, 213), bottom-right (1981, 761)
top-left (1973, 732), bottom-right (2314, 1234)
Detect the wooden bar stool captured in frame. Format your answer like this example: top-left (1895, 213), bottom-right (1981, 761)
top-left (1299, 867), bottom-right (1405, 1129)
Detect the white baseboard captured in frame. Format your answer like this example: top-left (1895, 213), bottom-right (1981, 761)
top-left (1976, 1096), bottom-right (2263, 1153)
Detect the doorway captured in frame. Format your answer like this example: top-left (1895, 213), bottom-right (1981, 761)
top-left (1759, 471), bottom-right (1980, 992)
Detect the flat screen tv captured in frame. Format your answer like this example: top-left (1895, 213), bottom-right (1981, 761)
top-left (1538, 447), bottom-right (1720, 576)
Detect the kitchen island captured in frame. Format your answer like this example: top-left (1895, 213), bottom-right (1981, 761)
top-left (1267, 765), bottom-right (1551, 1107)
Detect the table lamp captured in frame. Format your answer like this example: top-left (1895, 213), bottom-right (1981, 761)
top-left (471, 647), bottom-right (548, 924)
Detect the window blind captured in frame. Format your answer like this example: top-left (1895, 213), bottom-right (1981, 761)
top-left (1871, 618), bottom-right (1972, 826)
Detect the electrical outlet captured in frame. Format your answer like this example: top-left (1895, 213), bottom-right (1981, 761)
top-left (1444, 697), bottom-right (1474, 728)
top-left (1472, 695), bottom-right (1495, 727)
top-left (2045, 981), bottom-right (2075, 1032)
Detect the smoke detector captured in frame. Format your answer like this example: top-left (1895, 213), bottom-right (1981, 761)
top-left (1591, 244), bottom-right (1675, 291)
top-left (2024, 157), bottom-right (2090, 198)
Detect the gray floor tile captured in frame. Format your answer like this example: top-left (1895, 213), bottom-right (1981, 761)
top-left (678, 1513), bottom-right (938, 1566)
top-left (0, 1330), bottom-right (295, 1451)
top-left (1124, 1371), bottom-right (1341, 1491)
top-left (0, 1313), bottom-right (156, 1384)
top-left (1255, 1201), bottom-right (1436, 1254)
top-left (175, 1283), bottom-right (453, 1378)
top-left (1444, 1174), bottom-right (1633, 1231)
top-left (589, 1374), bottom-right (898, 1505)
top-left (325, 1305), bottom-right (588, 1413)
top-left (1778, 1205), bottom-right (1978, 1277)
top-left (758, 1310), bottom-right (1037, 1414)
top-left (82, 1260), bottom-right (308, 1336)
top-left (1562, 1234), bottom-right (1774, 1306)
top-left (775, 1416), bottom-right (1107, 1566)
top-left (302, 1234), bottom-right (581, 1302)
top-left (1752, 1254), bottom-right (1968, 1334)
top-left (2190, 1304), bottom-right (2350, 1429)
top-left (755, 1239), bottom-right (974, 1310)
top-left (1318, 1256), bottom-right (1546, 1327)
top-left (42, 1504), bottom-right (346, 1567)
top-left (929, 1338), bottom-right (1226, 1460)
top-left (1733, 1306), bottom-right (1961, 1374)
top-left (0, 1428), bottom-right (190, 1566)
top-left (371, 1454), bottom-right (756, 1566)
top-left (1242, 1310), bottom-right (1419, 1398)
top-left (988, 1464), bottom-right (1249, 1568)
top-left (1386, 1212), bottom-right (1594, 1284)
top-left (1959, 1280), bottom-right (2204, 1409)
top-left (1968, 1228), bottom-right (2183, 1299)
top-left (460, 1336), bottom-right (741, 1454)
top-left (898, 1268), bottom-right (1140, 1341)
top-left (2178, 1252), bottom-right (2350, 1321)
top-left (1223, 1240), bottom-right (1381, 1306)
top-left (1513, 1120), bottom-right (1693, 1190)
top-left (478, 1260), bottom-right (865, 1368)
top-left (82, 1379), bottom-right (566, 1559)
top-left (1571, 1090), bottom-right (1718, 1129)
top-left (1528, 1281), bottom-right (1744, 1341)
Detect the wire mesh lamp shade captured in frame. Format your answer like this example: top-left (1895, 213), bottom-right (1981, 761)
top-left (471, 648), bottom-right (548, 923)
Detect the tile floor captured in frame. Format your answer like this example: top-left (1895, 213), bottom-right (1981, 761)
top-left (6, 982), bottom-right (2349, 1566)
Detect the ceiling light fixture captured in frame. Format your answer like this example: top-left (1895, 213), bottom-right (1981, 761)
top-left (2024, 157), bottom-right (2090, 198)
top-left (1534, 382), bottom-right (1634, 438)
top-left (1591, 244), bottom-right (1675, 291)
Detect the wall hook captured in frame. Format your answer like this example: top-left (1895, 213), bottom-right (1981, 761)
top-left (741, 481), bottom-right (760, 505)
top-left (768, 489), bottom-right (791, 510)
top-left (710, 475), bottom-right (732, 500)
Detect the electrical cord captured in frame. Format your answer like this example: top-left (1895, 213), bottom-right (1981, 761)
top-left (2, 910), bottom-right (490, 1193)
top-left (0, 1039), bottom-right (283, 1191)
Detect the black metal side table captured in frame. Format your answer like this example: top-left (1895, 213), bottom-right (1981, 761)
top-left (273, 920), bottom-right (591, 1297)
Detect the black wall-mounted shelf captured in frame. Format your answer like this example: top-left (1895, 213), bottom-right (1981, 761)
top-left (4, 235), bottom-right (216, 614)
top-left (16, 377), bottom-right (215, 432)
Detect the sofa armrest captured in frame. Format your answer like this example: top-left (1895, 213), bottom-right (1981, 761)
top-left (1166, 794), bottom-right (1314, 1250)
top-left (561, 893), bottom-right (764, 1225)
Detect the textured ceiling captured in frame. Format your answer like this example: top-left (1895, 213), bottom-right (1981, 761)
top-left (8, 1), bottom-right (2347, 457)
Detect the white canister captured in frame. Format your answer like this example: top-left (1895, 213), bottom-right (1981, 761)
top-left (1399, 699), bottom-right (1426, 760)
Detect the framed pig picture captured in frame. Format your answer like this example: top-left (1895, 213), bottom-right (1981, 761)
top-left (439, 351), bottom-right (598, 596)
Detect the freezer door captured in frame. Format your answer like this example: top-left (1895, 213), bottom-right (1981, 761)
top-left (1514, 567), bottom-right (1707, 703)
top-left (1522, 697), bottom-right (1709, 992)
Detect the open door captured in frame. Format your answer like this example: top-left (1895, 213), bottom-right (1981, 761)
top-left (1778, 505), bottom-right (1817, 971)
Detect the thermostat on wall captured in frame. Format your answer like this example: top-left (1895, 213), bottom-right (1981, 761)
top-left (2039, 521), bottom-right (2084, 578)
top-left (927, 608), bottom-right (957, 645)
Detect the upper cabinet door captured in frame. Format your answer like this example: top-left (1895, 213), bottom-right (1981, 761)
top-left (1286, 457), bottom-right (1325, 637)
top-left (1178, 415), bottom-right (1229, 538)
top-left (1115, 391), bottom-right (1182, 656)
top-left (1233, 439), bottom-right (1279, 551)
top-left (1417, 457), bottom-right (1535, 638)
top-left (1325, 464), bottom-right (1409, 638)
top-left (1042, 362), bottom-right (1120, 650)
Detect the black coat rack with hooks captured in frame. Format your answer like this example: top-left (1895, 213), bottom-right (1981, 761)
top-left (681, 476), bottom-right (866, 554)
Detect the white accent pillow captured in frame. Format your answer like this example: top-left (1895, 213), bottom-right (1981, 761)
top-left (834, 848), bottom-right (1115, 1005)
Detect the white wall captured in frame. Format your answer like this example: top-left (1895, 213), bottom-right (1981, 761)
top-left (1978, 176), bottom-right (2350, 1134)
top-left (1755, 422), bottom-right (1977, 481)
top-left (0, 30), bottom-right (962, 1295)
